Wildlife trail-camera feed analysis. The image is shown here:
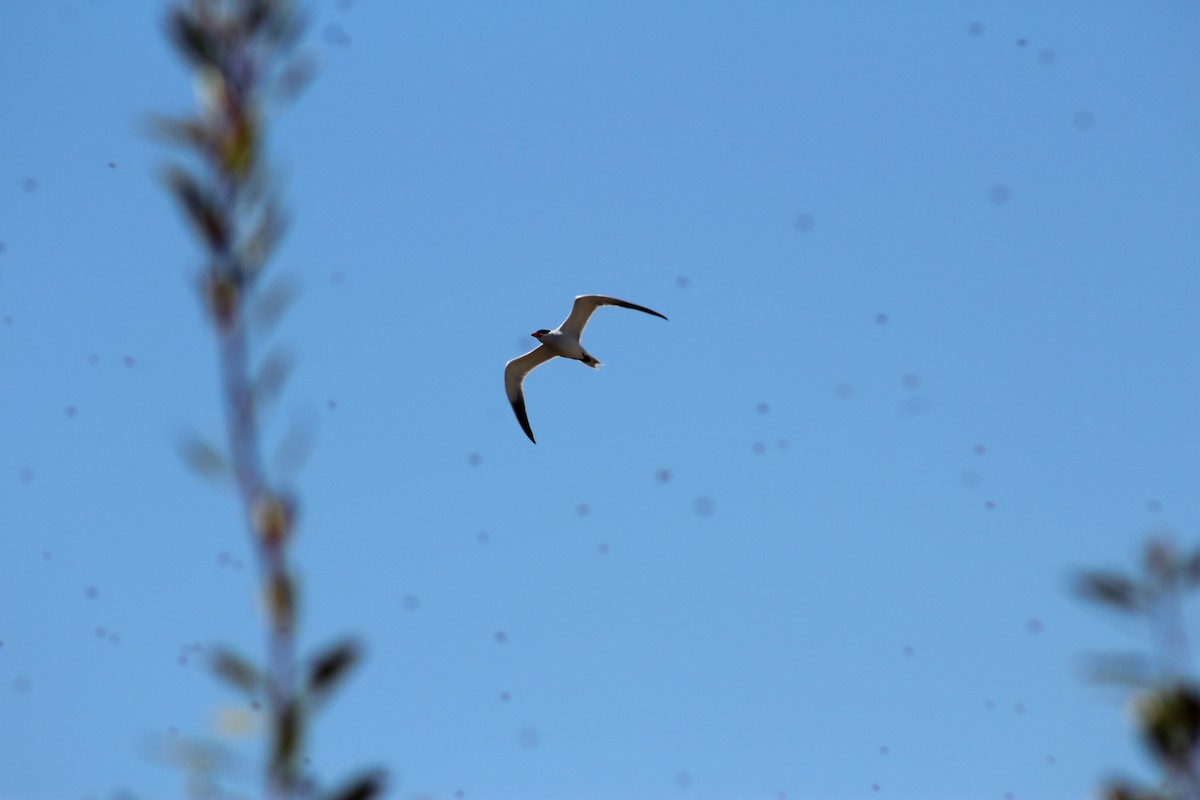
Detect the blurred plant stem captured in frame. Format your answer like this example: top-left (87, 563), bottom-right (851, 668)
top-left (159, 3), bottom-right (381, 799)
top-left (1080, 538), bottom-right (1200, 800)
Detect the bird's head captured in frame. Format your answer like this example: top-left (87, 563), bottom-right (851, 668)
top-left (531, 329), bottom-right (550, 339)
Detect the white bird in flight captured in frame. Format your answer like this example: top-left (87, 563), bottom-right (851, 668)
top-left (505, 294), bottom-right (668, 443)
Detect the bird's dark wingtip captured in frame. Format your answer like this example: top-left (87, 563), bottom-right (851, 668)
top-left (512, 396), bottom-right (537, 443)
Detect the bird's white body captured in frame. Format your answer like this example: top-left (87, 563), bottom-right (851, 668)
top-left (533, 330), bottom-right (597, 366)
top-left (504, 294), bottom-right (668, 443)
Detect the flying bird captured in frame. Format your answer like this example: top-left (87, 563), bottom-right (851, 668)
top-left (505, 294), bottom-right (668, 443)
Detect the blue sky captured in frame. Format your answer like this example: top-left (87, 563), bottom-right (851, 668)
top-left (2, 2), bottom-right (1199, 799)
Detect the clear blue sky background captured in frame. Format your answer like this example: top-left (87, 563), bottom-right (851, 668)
top-left (2, 2), bottom-right (1199, 799)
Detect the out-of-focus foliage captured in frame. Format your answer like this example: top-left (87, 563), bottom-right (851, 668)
top-left (159, 2), bottom-right (383, 798)
top-left (1079, 539), bottom-right (1200, 800)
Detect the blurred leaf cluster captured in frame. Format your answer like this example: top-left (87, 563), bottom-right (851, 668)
top-left (1080, 539), bottom-right (1200, 800)
top-left (158, 3), bottom-right (383, 799)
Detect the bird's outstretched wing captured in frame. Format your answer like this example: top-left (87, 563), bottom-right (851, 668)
top-left (504, 345), bottom-right (558, 443)
top-left (558, 295), bottom-right (668, 339)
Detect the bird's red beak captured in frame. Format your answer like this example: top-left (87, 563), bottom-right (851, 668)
top-left (531, 331), bottom-right (542, 338)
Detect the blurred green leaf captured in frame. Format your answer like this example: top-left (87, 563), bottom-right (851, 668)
top-left (1134, 684), bottom-right (1200, 768)
top-left (164, 167), bottom-right (227, 250)
top-left (271, 417), bottom-right (316, 482)
top-left (242, 198), bottom-right (288, 272)
top-left (262, 3), bottom-right (307, 50)
top-left (270, 698), bottom-right (304, 784)
top-left (274, 52), bottom-right (318, 104)
top-left (307, 639), bottom-right (361, 705)
top-left (211, 647), bottom-right (262, 694)
top-left (148, 115), bottom-right (215, 155)
top-left (251, 275), bottom-right (300, 332)
top-left (167, 8), bottom-right (221, 69)
top-left (175, 434), bottom-right (229, 481)
top-left (321, 769), bottom-right (387, 800)
top-left (239, 0), bottom-right (271, 37)
top-left (1083, 651), bottom-right (1156, 687)
top-left (1076, 571), bottom-right (1144, 613)
top-left (1098, 781), bottom-right (1171, 800)
top-left (253, 347), bottom-right (295, 411)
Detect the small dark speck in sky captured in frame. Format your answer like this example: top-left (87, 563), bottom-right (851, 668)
top-left (988, 184), bottom-right (1012, 205)
top-left (793, 213), bottom-right (815, 233)
top-left (967, 22), bottom-right (984, 36)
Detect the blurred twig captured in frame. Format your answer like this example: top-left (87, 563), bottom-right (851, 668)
top-left (159, 2), bottom-right (381, 799)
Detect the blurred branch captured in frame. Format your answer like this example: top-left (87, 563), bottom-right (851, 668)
top-left (159, 2), bottom-right (379, 798)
